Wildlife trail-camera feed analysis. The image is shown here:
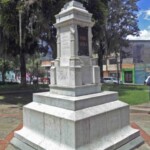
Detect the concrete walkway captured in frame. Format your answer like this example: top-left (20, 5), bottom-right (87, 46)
top-left (130, 103), bottom-right (150, 150)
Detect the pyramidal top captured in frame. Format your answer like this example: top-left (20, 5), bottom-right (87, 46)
top-left (55, 0), bottom-right (92, 25)
top-left (61, 0), bottom-right (86, 12)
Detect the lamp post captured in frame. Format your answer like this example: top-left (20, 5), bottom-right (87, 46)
top-left (19, 0), bottom-right (27, 85)
top-left (19, 0), bottom-right (24, 48)
top-left (19, 9), bottom-right (22, 48)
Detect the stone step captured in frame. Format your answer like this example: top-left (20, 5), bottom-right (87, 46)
top-left (24, 100), bottom-right (128, 122)
top-left (17, 100), bottom-right (131, 149)
top-left (33, 91), bottom-right (118, 111)
top-left (12, 126), bottom-right (143, 150)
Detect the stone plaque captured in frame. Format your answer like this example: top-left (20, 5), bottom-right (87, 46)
top-left (78, 26), bottom-right (89, 56)
top-left (61, 32), bottom-right (70, 56)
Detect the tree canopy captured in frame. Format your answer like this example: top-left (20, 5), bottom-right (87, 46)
top-left (106, 0), bottom-right (139, 54)
top-left (0, 0), bottom-right (139, 84)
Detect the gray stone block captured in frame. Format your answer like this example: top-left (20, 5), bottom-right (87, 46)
top-left (33, 91), bottom-right (118, 110)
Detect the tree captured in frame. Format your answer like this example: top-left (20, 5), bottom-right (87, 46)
top-left (81, 0), bottom-right (139, 82)
top-left (0, 0), bottom-right (69, 85)
top-left (83, 0), bottom-right (108, 82)
top-left (0, 0), bottom-right (68, 85)
top-left (29, 0), bottom-right (108, 60)
top-left (105, 0), bottom-right (139, 82)
top-left (0, 0), bottom-right (38, 85)
top-left (0, 57), bottom-right (16, 83)
top-left (25, 0), bottom-right (69, 59)
top-left (0, 0), bottom-right (139, 85)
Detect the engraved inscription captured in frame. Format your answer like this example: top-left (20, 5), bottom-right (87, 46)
top-left (57, 68), bottom-right (69, 81)
top-left (61, 32), bottom-right (70, 56)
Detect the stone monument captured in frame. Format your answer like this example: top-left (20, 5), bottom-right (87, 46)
top-left (11, 1), bottom-right (143, 150)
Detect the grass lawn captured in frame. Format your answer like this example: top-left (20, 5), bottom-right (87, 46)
top-left (0, 83), bottom-right (49, 92)
top-left (102, 84), bottom-right (150, 105)
top-left (0, 83), bottom-right (150, 105)
top-left (0, 84), bottom-right (49, 105)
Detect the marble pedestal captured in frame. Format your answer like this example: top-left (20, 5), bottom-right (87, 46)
top-left (11, 1), bottom-right (143, 149)
top-left (11, 91), bottom-right (143, 150)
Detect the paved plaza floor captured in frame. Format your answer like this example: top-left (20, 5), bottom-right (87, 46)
top-left (0, 103), bottom-right (149, 150)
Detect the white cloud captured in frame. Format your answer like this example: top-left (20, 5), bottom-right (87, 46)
top-left (137, 11), bottom-right (143, 17)
top-left (148, 26), bottom-right (150, 30)
top-left (127, 30), bottom-right (150, 40)
top-left (138, 9), bottom-right (150, 20)
top-left (144, 10), bottom-right (150, 20)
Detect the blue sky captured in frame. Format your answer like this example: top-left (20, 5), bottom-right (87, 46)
top-left (127, 0), bottom-right (150, 40)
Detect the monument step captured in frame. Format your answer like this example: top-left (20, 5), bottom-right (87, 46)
top-left (116, 136), bottom-right (144, 150)
top-left (19, 100), bottom-right (131, 148)
top-left (12, 126), bottom-right (142, 150)
top-left (23, 100), bottom-right (128, 122)
top-left (33, 91), bottom-right (118, 110)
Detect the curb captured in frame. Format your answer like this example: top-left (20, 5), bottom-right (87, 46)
top-left (0, 124), bottom-right (23, 150)
top-left (131, 122), bottom-right (150, 146)
top-left (130, 108), bottom-right (150, 114)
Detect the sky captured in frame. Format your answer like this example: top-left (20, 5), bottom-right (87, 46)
top-left (127, 0), bottom-right (150, 40)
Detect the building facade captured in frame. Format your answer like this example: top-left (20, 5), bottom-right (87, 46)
top-left (122, 40), bottom-right (150, 84)
top-left (103, 40), bottom-right (150, 84)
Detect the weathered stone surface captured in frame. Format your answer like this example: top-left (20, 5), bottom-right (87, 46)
top-left (33, 91), bottom-right (118, 110)
top-left (11, 1), bottom-right (143, 150)
top-left (11, 99), bottom-right (143, 150)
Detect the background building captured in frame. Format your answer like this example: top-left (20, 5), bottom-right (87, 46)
top-left (122, 40), bottom-right (150, 84)
top-left (103, 40), bottom-right (150, 84)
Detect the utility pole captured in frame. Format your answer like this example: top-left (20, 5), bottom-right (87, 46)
top-left (19, 10), bottom-right (22, 48)
top-left (19, 0), bottom-right (26, 86)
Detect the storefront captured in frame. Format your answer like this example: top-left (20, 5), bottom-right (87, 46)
top-left (122, 64), bottom-right (135, 84)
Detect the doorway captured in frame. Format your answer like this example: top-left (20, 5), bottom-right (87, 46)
top-left (124, 71), bottom-right (133, 83)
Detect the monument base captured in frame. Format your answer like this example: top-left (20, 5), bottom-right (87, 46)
top-left (11, 128), bottom-right (143, 150)
top-left (11, 92), bottom-right (143, 150)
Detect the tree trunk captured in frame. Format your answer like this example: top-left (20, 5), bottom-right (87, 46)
top-left (115, 52), bottom-right (120, 84)
top-left (2, 54), bottom-right (6, 83)
top-left (20, 51), bottom-right (26, 86)
top-left (120, 48), bottom-right (122, 82)
top-left (116, 61), bottom-right (120, 84)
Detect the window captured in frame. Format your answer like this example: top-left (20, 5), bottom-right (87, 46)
top-left (109, 73), bottom-right (117, 77)
top-left (109, 59), bottom-right (117, 64)
top-left (103, 59), bottom-right (106, 65)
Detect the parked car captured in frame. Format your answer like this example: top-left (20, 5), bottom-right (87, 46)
top-left (103, 77), bottom-right (121, 84)
top-left (38, 77), bottom-right (50, 84)
top-left (144, 76), bottom-right (150, 85)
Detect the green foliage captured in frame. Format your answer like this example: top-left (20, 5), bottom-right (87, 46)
top-left (0, 58), bottom-right (10, 72)
top-left (106, 0), bottom-right (139, 54)
top-left (0, 57), bottom-right (17, 73)
top-left (0, 0), bottom-right (140, 85)
top-left (0, 57), bottom-right (13, 82)
top-left (0, 0), bottom-right (40, 85)
top-left (89, 0), bottom-right (139, 81)
top-left (27, 0), bottom-right (69, 58)
top-left (0, 0), bottom-right (10, 3)
top-left (26, 52), bottom-right (41, 75)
